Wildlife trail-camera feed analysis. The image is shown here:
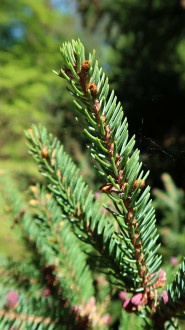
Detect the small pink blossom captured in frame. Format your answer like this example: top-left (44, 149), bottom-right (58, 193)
top-left (122, 293), bottom-right (146, 313)
top-left (122, 299), bottom-right (132, 313)
top-left (43, 288), bottom-right (51, 297)
top-left (119, 291), bottom-right (128, 301)
top-left (155, 269), bottom-right (166, 288)
top-left (94, 192), bottom-right (101, 200)
top-left (159, 290), bottom-right (168, 305)
top-left (131, 293), bottom-right (144, 306)
top-left (5, 291), bottom-right (19, 309)
top-left (162, 290), bottom-right (168, 305)
top-left (170, 257), bottom-right (178, 267)
top-left (101, 313), bottom-right (111, 325)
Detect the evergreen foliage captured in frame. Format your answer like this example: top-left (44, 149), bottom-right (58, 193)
top-left (153, 173), bottom-right (185, 232)
top-left (0, 0), bottom-right (100, 185)
top-left (0, 39), bottom-right (185, 329)
top-left (153, 173), bottom-right (185, 257)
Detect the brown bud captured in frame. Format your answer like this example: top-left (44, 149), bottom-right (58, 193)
top-left (41, 147), bottom-right (49, 159)
top-left (132, 179), bottom-right (145, 190)
top-left (81, 60), bottom-right (90, 71)
top-left (48, 237), bottom-right (57, 243)
top-left (86, 82), bottom-right (98, 98)
top-left (28, 128), bottom-right (34, 136)
top-left (99, 183), bottom-right (112, 193)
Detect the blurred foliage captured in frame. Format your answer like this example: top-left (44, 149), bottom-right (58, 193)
top-left (0, 170), bottom-right (25, 259)
top-left (0, 0), bottom-right (69, 171)
top-left (153, 173), bottom-right (185, 258)
top-left (0, 0), bottom-right (106, 188)
top-left (118, 310), bottom-right (144, 330)
top-left (76, 0), bottom-right (185, 189)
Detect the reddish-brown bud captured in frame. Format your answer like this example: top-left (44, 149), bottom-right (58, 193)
top-left (41, 147), bottom-right (49, 159)
top-left (81, 60), bottom-right (90, 71)
top-left (132, 179), bottom-right (145, 190)
top-left (86, 82), bottom-right (98, 98)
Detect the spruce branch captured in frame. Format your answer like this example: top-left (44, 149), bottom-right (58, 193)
top-left (0, 257), bottom-right (41, 292)
top-left (1, 38), bottom-right (184, 329)
top-left (0, 173), bottom-right (94, 305)
top-left (0, 282), bottom-right (85, 330)
top-left (55, 39), bottom-right (162, 308)
top-left (25, 125), bottom-right (138, 291)
top-left (0, 174), bottom-right (111, 329)
top-left (0, 309), bottom-right (55, 329)
top-left (29, 185), bottom-right (95, 304)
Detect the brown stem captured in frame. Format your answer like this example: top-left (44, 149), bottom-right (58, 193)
top-left (89, 92), bottom-right (151, 302)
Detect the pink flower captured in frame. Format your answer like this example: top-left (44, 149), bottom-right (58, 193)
top-left (101, 313), bottom-right (111, 325)
top-left (155, 269), bottom-right (166, 288)
top-left (159, 290), bottom-right (168, 305)
top-left (94, 192), bottom-right (101, 200)
top-left (162, 290), bottom-right (168, 305)
top-left (122, 299), bottom-right (132, 313)
top-left (43, 288), bottom-right (51, 297)
top-left (170, 257), bottom-right (178, 267)
top-left (131, 293), bottom-right (144, 306)
top-left (119, 291), bottom-right (128, 301)
top-left (5, 291), bottom-right (19, 309)
top-left (122, 293), bottom-right (146, 313)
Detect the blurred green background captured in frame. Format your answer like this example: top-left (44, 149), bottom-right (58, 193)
top-left (1, 0), bottom-right (185, 263)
